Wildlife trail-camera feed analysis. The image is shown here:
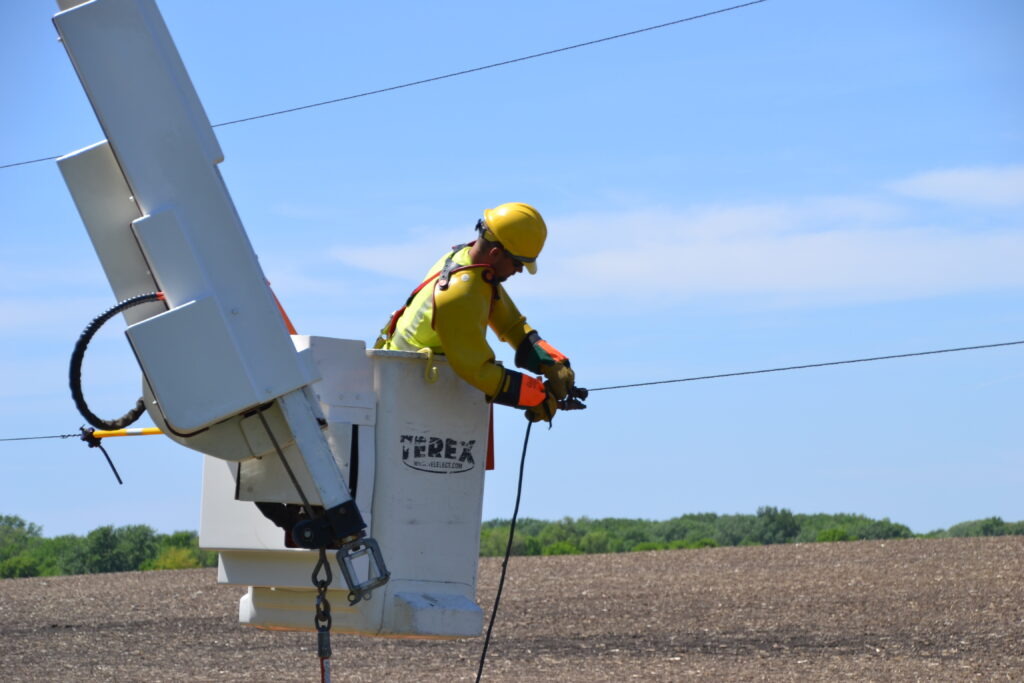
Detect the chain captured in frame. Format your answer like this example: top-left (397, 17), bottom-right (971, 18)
top-left (312, 547), bottom-right (333, 683)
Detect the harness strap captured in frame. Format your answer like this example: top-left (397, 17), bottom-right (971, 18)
top-left (378, 270), bottom-right (442, 345)
top-left (437, 243), bottom-right (472, 291)
top-left (429, 263), bottom-right (495, 331)
top-left (380, 243), bottom-right (495, 344)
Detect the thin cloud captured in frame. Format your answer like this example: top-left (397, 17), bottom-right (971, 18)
top-left (329, 227), bottom-right (467, 280)
top-left (323, 188), bottom-right (1023, 309)
top-left (546, 224), bottom-right (1024, 304)
top-left (889, 165), bottom-right (1024, 207)
top-left (523, 196), bottom-right (1024, 305)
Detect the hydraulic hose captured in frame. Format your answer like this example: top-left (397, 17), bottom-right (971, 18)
top-left (69, 291), bottom-right (165, 430)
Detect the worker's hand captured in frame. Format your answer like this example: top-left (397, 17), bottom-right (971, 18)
top-left (524, 384), bottom-right (558, 423)
top-left (541, 361), bottom-right (575, 401)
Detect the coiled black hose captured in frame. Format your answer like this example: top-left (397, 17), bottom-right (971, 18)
top-left (69, 292), bottom-right (164, 430)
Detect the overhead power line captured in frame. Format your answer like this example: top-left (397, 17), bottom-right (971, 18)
top-left (211, 0), bottom-right (769, 128)
top-left (1, 0), bottom-right (769, 170)
top-left (2, 337), bottom-right (1020, 443)
top-left (0, 155), bottom-right (61, 169)
top-left (588, 339), bottom-right (1024, 392)
top-left (0, 433), bottom-right (79, 442)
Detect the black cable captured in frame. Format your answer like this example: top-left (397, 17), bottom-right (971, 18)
top-left (79, 427), bottom-right (124, 485)
top-left (476, 420), bottom-right (533, 683)
top-left (2, 0), bottom-right (769, 170)
top-left (588, 339), bottom-right (1024, 392)
top-left (94, 440), bottom-right (123, 485)
top-left (69, 292), bottom-right (165, 430)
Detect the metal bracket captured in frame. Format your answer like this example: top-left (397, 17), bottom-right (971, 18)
top-left (336, 537), bottom-right (390, 605)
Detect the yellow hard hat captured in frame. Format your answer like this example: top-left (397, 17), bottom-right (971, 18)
top-left (481, 202), bottom-right (547, 274)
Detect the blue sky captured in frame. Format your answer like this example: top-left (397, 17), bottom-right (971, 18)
top-left (1, 0), bottom-right (1021, 537)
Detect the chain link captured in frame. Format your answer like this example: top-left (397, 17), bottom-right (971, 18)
top-left (312, 547), bottom-right (333, 682)
top-left (313, 547), bottom-right (333, 632)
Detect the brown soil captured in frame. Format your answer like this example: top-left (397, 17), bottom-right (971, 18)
top-left (1, 537), bottom-right (1022, 681)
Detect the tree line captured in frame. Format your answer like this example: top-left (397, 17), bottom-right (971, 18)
top-left (479, 507), bottom-right (1024, 557)
top-left (0, 514), bottom-right (216, 579)
top-left (3, 507), bottom-right (1022, 578)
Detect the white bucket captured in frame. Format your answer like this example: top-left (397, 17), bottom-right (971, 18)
top-left (201, 340), bottom-right (489, 637)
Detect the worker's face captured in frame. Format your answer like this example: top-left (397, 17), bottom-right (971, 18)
top-left (489, 245), bottom-right (524, 283)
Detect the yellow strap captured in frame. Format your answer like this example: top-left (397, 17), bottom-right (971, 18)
top-left (419, 348), bottom-right (439, 384)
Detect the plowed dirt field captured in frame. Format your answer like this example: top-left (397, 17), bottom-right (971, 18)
top-left (1, 536), bottom-right (1022, 681)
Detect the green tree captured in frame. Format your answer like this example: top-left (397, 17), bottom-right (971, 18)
top-left (579, 530), bottom-right (613, 554)
top-left (141, 531), bottom-right (216, 570)
top-left (658, 515), bottom-right (719, 545)
top-left (0, 515), bottom-right (42, 563)
top-left (115, 525), bottom-right (159, 571)
top-left (82, 526), bottom-right (120, 573)
top-left (668, 537), bottom-right (717, 549)
top-left (160, 530), bottom-right (200, 549)
top-left (478, 525), bottom-right (509, 557)
top-left (536, 519), bottom-right (575, 548)
top-left (848, 518), bottom-right (912, 540)
top-left (45, 535), bottom-right (88, 575)
top-left (947, 517), bottom-right (1010, 537)
top-left (541, 540), bottom-right (582, 555)
top-left (81, 524), bottom-right (159, 573)
top-left (816, 528), bottom-right (851, 542)
top-left (752, 506), bottom-right (800, 545)
top-left (146, 547), bottom-right (201, 570)
top-left (711, 514), bottom-right (759, 546)
top-left (513, 534), bottom-right (543, 556)
top-left (0, 554), bottom-right (41, 578)
top-left (631, 541), bottom-right (667, 552)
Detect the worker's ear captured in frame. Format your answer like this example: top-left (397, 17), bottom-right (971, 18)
top-left (485, 246), bottom-right (504, 264)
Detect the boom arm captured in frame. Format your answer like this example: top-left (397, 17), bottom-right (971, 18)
top-left (53, 0), bottom-right (376, 555)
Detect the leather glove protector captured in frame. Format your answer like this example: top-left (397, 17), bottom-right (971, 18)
top-left (515, 330), bottom-right (574, 399)
top-left (524, 385), bottom-right (558, 423)
top-left (542, 361), bottom-right (575, 401)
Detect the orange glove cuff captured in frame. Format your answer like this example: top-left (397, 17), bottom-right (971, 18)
top-left (491, 370), bottom-right (547, 408)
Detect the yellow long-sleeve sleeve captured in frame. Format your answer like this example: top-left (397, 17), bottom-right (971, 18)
top-left (432, 267), bottom-right (506, 398)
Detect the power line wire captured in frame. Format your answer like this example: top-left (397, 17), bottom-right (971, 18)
top-left (588, 339), bottom-right (1024, 392)
top-left (1, 0), bottom-right (769, 170)
top-left (1, 155), bottom-right (60, 169)
top-left (0, 433), bottom-right (78, 442)
top-left (2, 337), bottom-right (1019, 443)
top-left (211, 0), bottom-right (769, 128)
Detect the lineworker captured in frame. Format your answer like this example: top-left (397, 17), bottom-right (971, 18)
top-left (375, 202), bottom-right (575, 423)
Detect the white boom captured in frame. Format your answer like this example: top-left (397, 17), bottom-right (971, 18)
top-left (54, 0), bottom-right (380, 592)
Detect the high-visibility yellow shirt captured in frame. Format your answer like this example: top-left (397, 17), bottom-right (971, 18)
top-left (384, 246), bottom-right (534, 398)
